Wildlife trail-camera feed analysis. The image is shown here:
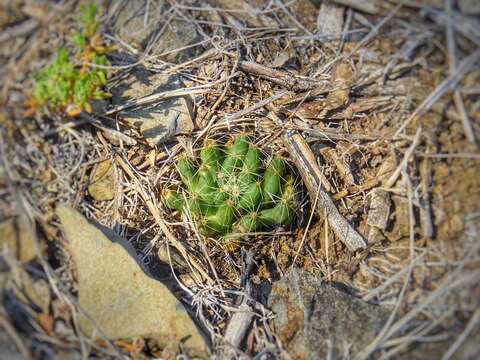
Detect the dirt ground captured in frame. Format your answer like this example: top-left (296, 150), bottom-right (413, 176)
top-left (0, 0), bottom-right (479, 359)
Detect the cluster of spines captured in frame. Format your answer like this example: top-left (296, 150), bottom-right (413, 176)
top-left (163, 135), bottom-right (295, 236)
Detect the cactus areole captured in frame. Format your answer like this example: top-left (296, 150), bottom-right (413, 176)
top-left (163, 135), bottom-right (296, 236)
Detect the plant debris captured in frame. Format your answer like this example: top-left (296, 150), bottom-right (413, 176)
top-left (0, 0), bottom-right (479, 359)
top-left (29, 3), bottom-right (111, 116)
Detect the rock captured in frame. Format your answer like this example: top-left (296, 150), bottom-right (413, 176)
top-left (56, 204), bottom-right (208, 357)
top-left (459, 0), bottom-right (480, 15)
top-left (107, 0), bottom-right (161, 48)
top-left (88, 160), bottom-right (117, 201)
top-left (385, 195), bottom-right (410, 241)
top-left (317, 0), bottom-right (344, 39)
top-left (111, 69), bottom-right (194, 147)
top-left (91, 99), bottom-right (109, 114)
top-left (150, 19), bottom-right (203, 63)
top-left (268, 268), bottom-right (389, 360)
top-left (367, 189), bottom-right (391, 230)
top-left (0, 215), bottom-right (36, 262)
top-left (108, 0), bottom-right (202, 63)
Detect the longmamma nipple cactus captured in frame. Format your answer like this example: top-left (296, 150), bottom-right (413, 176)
top-left (163, 135), bottom-right (296, 236)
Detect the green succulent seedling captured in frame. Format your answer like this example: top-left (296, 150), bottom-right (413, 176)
top-left (30, 3), bottom-right (111, 116)
top-left (163, 135), bottom-right (296, 237)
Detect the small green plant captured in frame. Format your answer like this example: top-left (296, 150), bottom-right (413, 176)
top-left (163, 135), bottom-right (296, 237)
top-left (30, 3), bottom-right (111, 116)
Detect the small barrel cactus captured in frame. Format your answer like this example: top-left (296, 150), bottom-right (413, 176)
top-left (163, 135), bottom-right (296, 236)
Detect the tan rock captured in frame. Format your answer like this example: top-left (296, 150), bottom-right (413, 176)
top-left (56, 204), bottom-right (208, 357)
top-left (367, 189), bottom-right (391, 230)
top-left (0, 216), bottom-right (36, 262)
top-left (317, 1), bottom-right (344, 38)
top-left (88, 160), bottom-right (117, 201)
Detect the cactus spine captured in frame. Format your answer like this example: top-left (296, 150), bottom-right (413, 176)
top-left (163, 135), bottom-right (295, 236)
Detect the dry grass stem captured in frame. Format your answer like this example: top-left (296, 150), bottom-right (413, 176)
top-left (1, 0), bottom-right (479, 357)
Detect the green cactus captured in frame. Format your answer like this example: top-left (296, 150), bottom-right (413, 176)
top-left (162, 135), bottom-right (296, 237)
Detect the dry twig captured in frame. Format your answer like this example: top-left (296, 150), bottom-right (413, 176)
top-left (269, 112), bottom-right (367, 252)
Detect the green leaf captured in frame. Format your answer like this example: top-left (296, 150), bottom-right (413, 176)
top-left (96, 71), bottom-right (107, 86)
top-left (73, 79), bottom-right (88, 106)
top-left (34, 83), bottom-right (48, 103)
top-left (72, 32), bottom-right (87, 49)
top-left (80, 3), bottom-right (98, 26)
top-left (56, 47), bottom-right (69, 64)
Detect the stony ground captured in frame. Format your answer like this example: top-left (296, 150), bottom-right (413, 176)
top-left (0, 0), bottom-right (479, 359)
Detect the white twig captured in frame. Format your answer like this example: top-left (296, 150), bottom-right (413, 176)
top-left (385, 127), bottom-right (422, 189)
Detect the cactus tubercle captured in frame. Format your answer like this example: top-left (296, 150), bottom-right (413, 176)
top-left (163, 135), bottom-right (296, 237)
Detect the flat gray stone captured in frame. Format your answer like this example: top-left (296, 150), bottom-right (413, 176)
top-left (57, 204), bottom-right (208, 357)
top-left (150, 19), bottom-right (203, 63)
top-left (108, 0), bottom-right (162, 48)
top-left (268, 268), bottom-right (389, 360)
top-left (108, 0), bottom-right (202, 63)
top-left (111, 69), bottom-right (194, 147)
